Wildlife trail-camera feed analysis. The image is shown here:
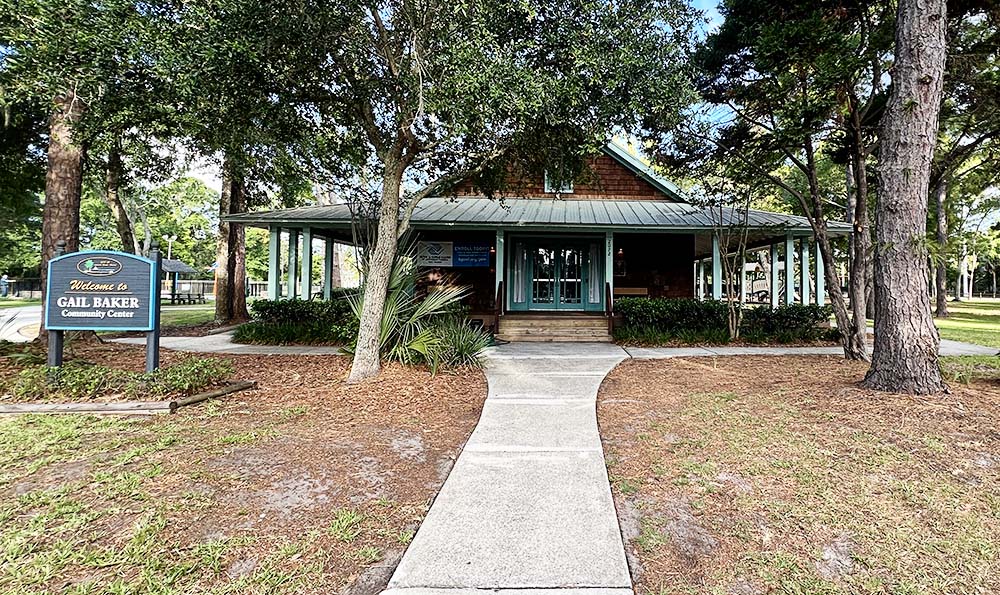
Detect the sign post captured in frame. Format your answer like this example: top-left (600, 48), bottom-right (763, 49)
top-left (45, 241), bottom-right (163, 372)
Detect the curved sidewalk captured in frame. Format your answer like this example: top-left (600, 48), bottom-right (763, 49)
top-left (383, 342), bottom-right (632, 595)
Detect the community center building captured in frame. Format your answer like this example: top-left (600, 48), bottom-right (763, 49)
top-left (227, 142), bottom-right (850, 341)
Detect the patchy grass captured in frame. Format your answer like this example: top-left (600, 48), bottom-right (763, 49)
top-left (0, 343), bottom-right (487, 594)
top-left (941, 355), bottom-right (1000, 384)
top-left (599, 356), bottom-right (1000, 595)
top-left (936, 299), bottom-right (1000, 348)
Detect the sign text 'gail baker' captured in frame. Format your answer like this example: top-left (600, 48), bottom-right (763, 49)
top-left (45, 252), bottom-right (158, 331)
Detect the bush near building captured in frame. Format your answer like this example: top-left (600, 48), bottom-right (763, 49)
top-left (614, 298), bottom-right (836, 345)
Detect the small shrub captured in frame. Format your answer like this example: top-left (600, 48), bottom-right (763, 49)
top-left (428, 316), bottom-right (491, 370)
top-left (8, 357), bottom-right (234, 402)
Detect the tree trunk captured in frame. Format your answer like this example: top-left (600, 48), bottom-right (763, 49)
top-left (104, 139), bottom-right (137, 254)
top-left (348, 160), bottom-right (405, 383)
top-left (804, 136), bottom-right (868, 361)
top-left (38, 92), bottom-right (86, 340)
top-left (214, 157), bottom-right (250, 323)
top-left (848, 101), bottom-right (875, 340)
top-left (934, 179), bottom-right (949, 317)
top-left (863, 0), bottom-right (947, 394)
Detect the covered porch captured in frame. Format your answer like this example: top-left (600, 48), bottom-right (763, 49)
top-left (227, 197), bottom-right (850, 333)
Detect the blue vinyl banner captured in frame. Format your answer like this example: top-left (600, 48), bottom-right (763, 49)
top-left (453, 243), bottom-right (491, 267)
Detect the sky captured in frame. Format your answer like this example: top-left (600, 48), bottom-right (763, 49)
top-left (692, 0), bottom-right (723, 34)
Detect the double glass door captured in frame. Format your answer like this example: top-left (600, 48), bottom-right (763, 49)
top-left (510, 239), bottom-right (604, 311)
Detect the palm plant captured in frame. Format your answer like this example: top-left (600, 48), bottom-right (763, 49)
top-left (346, 250), bottom-right (480, 367)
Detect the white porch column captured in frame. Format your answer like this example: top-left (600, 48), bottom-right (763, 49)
top-left (605, 232), bottom-right (615, 309)
top-left (799, 238), bottom-right (811, 304)
top-left (323, 238), bottom-right (334, 300)
top-left (495, 230), bottom-right (505, 293)
top-left (784, 234), bottom-right (795, 306)
top-left (267, 226), bottom-right (281, 300)
top-left (711, 234), bottom-right (722, 300)
top-left (287, 229), bottom-right (299, 299)
top-left (769, 243), bottom-right (779, 309)
top-left (300, 227), bottom-right (313, 299)
top-left (739, 252), bottom-right (747, 304)
top-left (815, 239), bottom-right (826, 305)
top-left (696, 260), bottom-right (705, 300)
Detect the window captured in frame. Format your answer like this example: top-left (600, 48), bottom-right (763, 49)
top-left (544, 171), bottom-right (573, 194)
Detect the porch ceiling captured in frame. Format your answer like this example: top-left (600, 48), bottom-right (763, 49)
top-left (225, 197), bottom-right (850, 236)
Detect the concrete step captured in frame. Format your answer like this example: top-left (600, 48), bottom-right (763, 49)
top-left (496, 333), bottom-right (612, 343)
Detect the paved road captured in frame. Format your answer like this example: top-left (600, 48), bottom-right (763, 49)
top-left (0, 305), bottom-right (41, 342)
top-left (383, 342), bottom-right (633, 595)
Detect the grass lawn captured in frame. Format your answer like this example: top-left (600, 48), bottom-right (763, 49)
top-left (159, 303), bottom-right (217, 328)
top-left (599, 356), bottom-right (999, 595)
top-left (0, 298), bottom-right (41, 309)
top-left (0, 344), bottom-right (487, 594)
top-left (935, 299), bottom-right (1000, 348)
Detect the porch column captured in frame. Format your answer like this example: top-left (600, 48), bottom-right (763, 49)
top-left (784, 233), bottom-right (795, 306)
top-left (800, 238), bottom-right (811, 304)
top-left (267, 226), bottom-right (281, 300)
top-left (769, 243), bottom-right (779, 309)
top-left (739, 252), bottom-right (747, 304)
top-left (605, 231), bottom-right (614, 306)
top-left (711, 234), bottom-right (722, 300)
top-left (323, 238), bottom-right (334, 300)
top-left (696, 260), bottom-right (705, 300)
top-left (495, 230), bottom-right (505, 293)
top-left (815, 239), bottom-right (826, 305)
top-left (300, 227), bottom-right (313, 300)
top-left (287, 228), bottom-right (299, 299)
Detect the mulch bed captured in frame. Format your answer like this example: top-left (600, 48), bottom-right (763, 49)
top-left (0, 342), bottom-right (487, 593)
top-left (598, 356), bottom-right (1000, 594)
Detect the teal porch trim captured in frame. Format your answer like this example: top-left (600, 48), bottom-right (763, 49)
top-left (323, 238), bottom-right (334, 300)
top-left (799, 238), bottom-right (810, 305)
top-left (287, 229), bottom-right (299, 299)
top-left (711, 234), bottom-right (722, 300)
top-left (300, 227), bottom-right (313, 300)
top-left (784, 234), bottom-right (795, 306)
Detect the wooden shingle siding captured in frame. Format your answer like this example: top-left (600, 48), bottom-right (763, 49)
top-left (455, 155), bottom-right (668, 201)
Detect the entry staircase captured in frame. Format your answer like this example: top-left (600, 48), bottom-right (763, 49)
top-left (496, 313), bottom-right (612, 343)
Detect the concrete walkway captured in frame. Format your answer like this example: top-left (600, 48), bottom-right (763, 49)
top-left (111, 331), bottom-right (343, 355)
top-left (383, 342), bottom-right (632, 595)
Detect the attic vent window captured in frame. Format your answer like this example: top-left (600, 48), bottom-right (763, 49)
top-left (544, 171), bottom-right (573, 194)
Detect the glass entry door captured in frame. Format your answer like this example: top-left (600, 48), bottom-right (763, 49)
top-left (510, 239), bottom-right (603, 311)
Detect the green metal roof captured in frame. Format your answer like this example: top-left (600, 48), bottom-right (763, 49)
top-left (226, 197), bottom-right (850, 236)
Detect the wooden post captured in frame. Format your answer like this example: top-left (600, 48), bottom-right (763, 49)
top-left (769, 243), bottom-right (779, 309)
top-left (267, 226), bottom-right (281, 300)
top-left (47, 241), bottom-right (67, 369)
top-left (146, 242), bottom-right (162, 372)
top-left (287, 229), bottom-right (299, 299)
top-left (323, 237), bottom-right (334, 300)
top-left (300, 227), bottom-right (313, 300)
top-left (784, 234), bottom-right (795, 306)
top-left (800, 238), bottom-right (811, 304)
top-left (711, 234), bottom-right (722, 300)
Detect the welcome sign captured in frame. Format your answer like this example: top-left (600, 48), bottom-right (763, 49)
top-left (45, 251), bottom-right (158, 331)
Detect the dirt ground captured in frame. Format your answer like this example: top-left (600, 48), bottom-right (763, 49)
top-left (0, 343), bottom-right (487, 594)
top-left (598, 356), bottom-right (1000, 595)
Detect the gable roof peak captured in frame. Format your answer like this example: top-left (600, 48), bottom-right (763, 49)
top-left (601, 140), bottom-right (687, 203)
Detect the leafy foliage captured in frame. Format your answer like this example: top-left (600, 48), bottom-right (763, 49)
top-left (6, 357), bottom-right (234, 402)
top-left (346, 256), bottom-right (490, 370)
top-left (614, 298), bottom-right (835, 345)
top-left (233, 297), bottom-right (359, 346)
